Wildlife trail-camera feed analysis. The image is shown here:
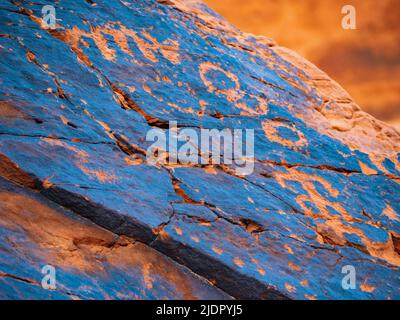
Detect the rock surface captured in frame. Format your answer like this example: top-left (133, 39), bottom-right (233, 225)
top-left (0, 177), bottom-right (230, 300)
top-left (0, 0), bottom-right (399, 299)
top-left (205, 0), bottom-right (400, 130)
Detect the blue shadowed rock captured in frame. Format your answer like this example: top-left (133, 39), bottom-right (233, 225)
top-left (0, 0), bottom-right (399, 300)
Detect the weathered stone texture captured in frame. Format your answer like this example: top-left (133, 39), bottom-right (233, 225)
top-left (0, 0), bottom-right (399, 299)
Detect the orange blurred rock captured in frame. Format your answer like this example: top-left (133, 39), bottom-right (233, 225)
top-left (204, 0), bottom-right (400, 130)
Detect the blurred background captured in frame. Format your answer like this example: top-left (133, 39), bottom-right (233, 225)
top-left (204, 0), bottom-right (400, 130)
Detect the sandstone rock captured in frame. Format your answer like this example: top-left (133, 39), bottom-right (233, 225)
top-left (0, 177), bottom-right (230, 300)
top-left (0, 0), bottom-right (399, 299)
